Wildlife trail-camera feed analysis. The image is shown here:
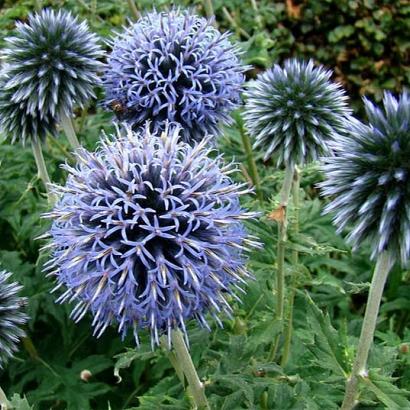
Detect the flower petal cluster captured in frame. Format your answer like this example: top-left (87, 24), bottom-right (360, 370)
top-left (0, 9), bottom-right (103, 144)
top-left (0, 270), bottom-right (28, 368)
top-left (321, 91), bottom-right (410, 265)
top-left (103, 10), bottom-right (245, 143)
top-left (244, 59), bottom-right (350, 166)
top-left (0, 69), bottom-right (57, 143)
top-left (44, 126), bottom-right (260, 346)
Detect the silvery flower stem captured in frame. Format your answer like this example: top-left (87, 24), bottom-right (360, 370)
top-left (60, 112), bottom-right (81, 150)
top-left (341, 251), bottom-right (393, 410)
top-left (250, 0), bottom-right (263, 29)
top-left (31, 138), bottom-right (51, 194)
top-left (281, 167), bottom-right (300, 367)
top-left (171, 330), bottom-right (210, 410)
top-left (276, 165), bottom-right (295, 321)
top-left (238, 118), bottom-right (263, 203)
top-left (203, 0), bottom-right (214, 19)
top-left (0, 387), bottom-right (10, 410)
top-left (269, 164), bottom-right (295, 362)
top-left (127, 0), bottom-right (141, 20)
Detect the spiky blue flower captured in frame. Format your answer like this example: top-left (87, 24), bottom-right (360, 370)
top-left (320, 91), bottom-right (410, 266)
top-left (0, 270), bottom-right (28, 368)
top-left (44, 126), bottom-right (260, 347)
top-left (244, 59), bottom-right (350, 166)
top-left (0, 68), bottom-right (57, 143)
top-left (0, 9), bottom-right (103, 144)
top-left (103, 10), bottom-right (245, 143)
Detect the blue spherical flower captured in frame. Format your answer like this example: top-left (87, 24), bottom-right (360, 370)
top-left (0, 68), bottom-right (57, 144)
top-left (103, 10), bottom-right (245, 143)
top-left (44, 126), bottom-right (260, 346)
top-left (0, 9), bottom-right (103, 143)
top-left (244, 59), bottom-right (350, 167)
top-left (0, 270), bottom-right (28, 368)
top-left (321, 91), bottom-right (410, 266)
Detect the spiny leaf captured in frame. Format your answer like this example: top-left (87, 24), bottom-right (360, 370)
top-left (304, 292), bottom-right (348, 377)
top-left (360, 370), bottom-right (410, 409)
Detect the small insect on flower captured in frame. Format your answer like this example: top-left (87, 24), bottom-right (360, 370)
top-left (321, 91), bottom-right (410, 266)
top-left (103, 9), bottom-right (245, 143)
top-left (0, 270), bottom-right (28, 368)
top-left (244, 59), bottom-right (350, 167)
top-left (43, 125), bottom-right (261, 347)
top-left (0, 8), bottom-right (103, 144)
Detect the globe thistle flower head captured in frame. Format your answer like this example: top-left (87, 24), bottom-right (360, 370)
top-left (2, 9), bottom-right (103, 121)
top-left (0, 270), bottom-right (28, 368)
top-left (103, 9), bottom-right (245, 143)
top-left (244, 58), bottom-right (350, 167)
top-left (321, 91), bottom-right (410, 266)
top-left (44, 125), bottom-right (261, 347)
top-left (0, 69), bottom-right (57, 144)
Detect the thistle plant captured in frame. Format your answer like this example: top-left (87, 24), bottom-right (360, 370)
top-left (2, 9), bottom-right (103, 150)
top-left (43, 125), bottom-right (260, 407)
top-left (244, 58), bottom-right (350, 364)
top-left (103, 9), bottom-right (245, 143)
top-left (244, 59), bottom-right (349, 167)
top-left (0, 9), bottom-right (102, 197)
top-left (321, 91), bottom-right (410, 409)
top-left (0, 69), bottom-right (56, 194)
top-left (0, 270), bottom-right (27, 368)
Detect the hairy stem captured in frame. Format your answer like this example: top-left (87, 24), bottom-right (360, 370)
top-left (269, 165), bottom-right (295, 362)
top-left (203, 0), bottom-right (214, 19)
top-left (59, 112), bottom-right (81, 150)
top-left (0, 387), bottom-right (10, 410)
top-left (171, 330), bottom-right (210, 410)
top-left (31, 138), bottom-right (51, 194)
top-left (250, 0), bottom-right (263, 29)
top-left (238, 116), bottom-right (263, 203)
top-left (127, 0), bottom-right (141, 20)
top-left (280, 167), bottom-right (300, 367)
top-left (341, 252), bottom-right (393, 410)
top-left (222, 7), bottom-right (251, 39)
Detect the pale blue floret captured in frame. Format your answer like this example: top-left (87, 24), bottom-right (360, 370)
top-left (103, 10), bottom-right (245, 143)
top-left (44, 126), bottom-right (261, 347)
top-left (321, 91), bottom-right (410, 266)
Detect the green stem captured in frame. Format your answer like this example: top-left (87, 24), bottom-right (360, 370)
top-left (341, 252), bottom-right (393, 410)
top-left (127, 0), bottom-right (141, 20)
top-left (222, 7), bottom-right (251, 39)
top-left (59, 112), bottom-right (81, 150)
top-left (250, 0), bottom-right (263, 29)
top-left (31, 138), bottom-right (51, 194)
top-left (238, 117), bottom-right (263, 203)
top-left (22, 336), bottom-right (40, 361)
top-left (269, 165), bottom-right (295, 362)
top-left (276, 165), bottom-right (295, 321)
top-left (0, 387), bottom-right (10, 410)
top-left (171, 330), bottom-right (210, 410)
top-left (161, 337), bottom-right (185, 385)
top-left (203, 0), bottom-right (214, 19)
top-left (280, 167), bottom-right (300, 367)
top-left (34, 0), bottom-right (42, 11)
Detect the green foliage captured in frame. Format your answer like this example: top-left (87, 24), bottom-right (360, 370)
top-left (217, 0), bottom-right (409, 109)
top-left (0, 0), bottom-right (408, 409)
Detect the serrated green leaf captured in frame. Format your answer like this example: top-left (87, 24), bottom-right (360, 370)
top-left (360, 370), bottom-right (410, 409)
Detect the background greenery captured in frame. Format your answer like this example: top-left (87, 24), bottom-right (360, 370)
top-left (0, 0), bottom-right (409, 409)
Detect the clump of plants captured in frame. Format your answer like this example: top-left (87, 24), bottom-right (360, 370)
top-left (0, 3), bottom-right (408, 410)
